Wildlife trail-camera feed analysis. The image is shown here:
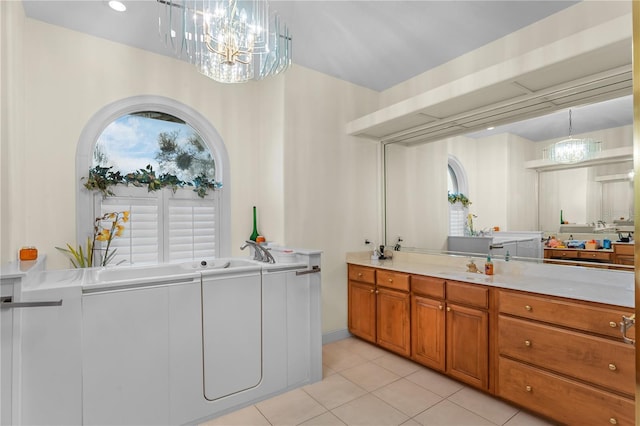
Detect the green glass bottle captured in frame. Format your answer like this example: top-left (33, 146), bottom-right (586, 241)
top-left (560, 209), bottom-right (563, 224)
top-left (250, 206), bottom-right (259, 241)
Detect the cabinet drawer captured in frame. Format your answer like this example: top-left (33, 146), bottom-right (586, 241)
top-left (376, 270), bottom-right (410, 292)
top-left (499, 357), bottom-right (634, 426)
top-left (411, 275), bottom-right (445, 299)
top-left (577, 250), bottom-right (612, 262)
top-left (348, 265), bottom-right (376, 284)
top-left (446, 281), bottom-right (488, 309)
top-left (614, 244), bottom-right (634, 256)
top-left (546, 249), bottom-right (578, 259)
top-left (499, 315), bottom-right (635, 396)
top-left (499, 289), bottom-right (632, 339)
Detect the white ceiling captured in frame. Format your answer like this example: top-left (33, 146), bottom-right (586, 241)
top-left (21, 0), bottom-right (632, 141)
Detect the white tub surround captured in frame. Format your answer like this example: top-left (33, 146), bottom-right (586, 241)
top-left (1, 257), bottom-right (48, 426)
top-left (5, 250), bottom-right (322, 426)
top-left (346, 250), bottom-right (633, 308)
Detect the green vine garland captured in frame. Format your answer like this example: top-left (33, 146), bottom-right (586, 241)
top-left (83, 165), bottom-right (221, 199)
top-left (447, 192), bottom-right (471, 208)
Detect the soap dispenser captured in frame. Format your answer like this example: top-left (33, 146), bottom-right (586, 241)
top-left (485, 254), bottom-right (494, 275)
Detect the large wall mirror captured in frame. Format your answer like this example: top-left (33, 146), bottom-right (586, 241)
top-left (384, 94), bottom-right (634, 267)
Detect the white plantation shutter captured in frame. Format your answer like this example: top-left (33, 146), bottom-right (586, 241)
top-left (94, 187), bottom-right (219, 266)
top-left (168, 199), bottom-right (217, 262)
top-left (449, 203), bottom-right (466, 236)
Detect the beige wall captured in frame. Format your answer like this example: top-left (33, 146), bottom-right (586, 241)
top-left (1, 9), bottom-right (379, 334)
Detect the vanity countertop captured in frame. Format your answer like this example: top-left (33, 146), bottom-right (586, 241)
top-left (347, 251), bottom-right (633, 308)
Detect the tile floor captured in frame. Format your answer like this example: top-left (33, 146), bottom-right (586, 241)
top-left (202, 337), bottom-right (555, 426)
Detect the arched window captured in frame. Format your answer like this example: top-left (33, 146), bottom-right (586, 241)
top-left (448, 156), bottom-right (469, 236)
top-left (76, 96), bottom-right (231, 265)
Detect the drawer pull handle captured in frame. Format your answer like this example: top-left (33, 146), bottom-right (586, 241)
top-left (608, 363), bottom-right (617, 371)
top-left (609, 321), bottom-right (617, 328)
top-left (524, 340), bottom-right (531, 347)
top-left (525, 385), bottom-right (532, 392)
top-left (525, 305), bottom-right (532, 311)
top-left (610, 418), bottom-right (618, 425)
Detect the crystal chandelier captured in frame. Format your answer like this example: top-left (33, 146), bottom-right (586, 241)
top-left (158, 0), bottom-right (292, 83)
top-left (544, 110), bottom-right (601, 164)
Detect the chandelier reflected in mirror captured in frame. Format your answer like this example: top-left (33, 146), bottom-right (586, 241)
top-left (544, 109), bottom-right (601, 164)
top-left (158, 0), bottom-right (292, 83)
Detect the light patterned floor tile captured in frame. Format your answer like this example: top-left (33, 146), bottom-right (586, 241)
top-left (413, 399), bottom-right (497, 426)
top-left (344, 339), bottom-right (392, 360)
top-left (400, 419), bottom-right (422, 426)
top-left (199, 405), bottom-right (270, 426)
top-left (300, 411), bottom-right (348, 426)
top-left (332, 394), bottom-right (409, 426)
top-left (405, 368), bottom-right (464, 397)
top-left (371, 353), bottom-right (422, 377)
top-left (503, 411), bottom-right (557, 426)
top-left (323, 364), bottom-right (337, 378)
top-left (322, 346), bottom-right (368, 372)
top-left (372, 378), bottom-right (443, 417)
top-left (448, 387), bottom-right (519, 425)
top-left (303, 373), bottom-right (367, 410)
top-left (255, 388), bottom-right (326, 425)
top-left (339, 361), bottom-right (400, 392)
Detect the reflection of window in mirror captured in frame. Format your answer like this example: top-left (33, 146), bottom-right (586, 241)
top-left (448, 156), bottom-right (468, 236)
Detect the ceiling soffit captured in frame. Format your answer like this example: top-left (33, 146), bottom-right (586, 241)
top-left (347, 17), bottom-right (632, 146)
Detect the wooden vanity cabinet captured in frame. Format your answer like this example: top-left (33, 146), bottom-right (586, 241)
top-left (347, 265), bottom-right (376, 343)
top-left (411, 277), bottom-right (489, 390)
top-left (613, 243), bottom-right (634, 266)
top-left (347, 265), bottom-right (411, 356)
top-left (497, 289), bottom-right (635, 425)
top-left (411, 276), bottom-right (446, 371)
top-left (445, 281), bottom-right (489, 390)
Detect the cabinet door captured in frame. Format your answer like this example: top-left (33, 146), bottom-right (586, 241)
top-left (376, 287), bottom-right (411, 356)
top-left (446, 303), bottom-right (489, 389)
top-left (348, 280), bottom-right (376, 343)
top-left (82, 286), bottom-right (170, 426)
top-left (411, 295), bottom-right (445, 371)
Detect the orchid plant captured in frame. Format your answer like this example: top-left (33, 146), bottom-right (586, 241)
top-left (57, 210), bottom-right (129, 268)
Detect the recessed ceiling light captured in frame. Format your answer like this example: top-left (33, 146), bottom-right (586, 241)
top-left (486, 126), bottom-right (495, 131)
top-left (108, 1), bottom-right (126, 12)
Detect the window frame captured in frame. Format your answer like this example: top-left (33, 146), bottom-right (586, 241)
top-left (448, 155), bottom-right (469, 236)
top-left (76, 95), bottom-right (231, 260)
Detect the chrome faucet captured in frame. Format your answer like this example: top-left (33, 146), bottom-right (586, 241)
top-left (240, 240), bottom-right (276, 263)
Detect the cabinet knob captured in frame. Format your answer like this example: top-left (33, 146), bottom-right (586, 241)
top-left (446, 307), bottom-right (451, 312)
top-left (370, 289), bottom-right (374, 293)
top-left (375, 290), bottom-right (379, 294)
top-left (388, 278), bottom-right (393, 283)
top-left (524, 340), bottom-right (531, 347)
top-left (525, 305), bottom-right (532, 311)
top-left (358, 273), bottom-right (363, 277)
top-left (525, 385), bottom-right (532, 392)
top-left (610, 418), bottom-right (618, 425)
top-left (609, 321), bottom-right (617, 328)
top-left (608, 363), bottom-right (617, 371)
top-left (438, 305), bottom-right (443, 310)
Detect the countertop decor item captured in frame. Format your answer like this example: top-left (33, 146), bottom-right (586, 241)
top-left (56, 211), bottom-right (129, 267)
top-left (250, 206), bottom-right (260, 241)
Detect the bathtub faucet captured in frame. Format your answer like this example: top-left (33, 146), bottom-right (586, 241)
top-left (240, 240), bottom-right (276, 263)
